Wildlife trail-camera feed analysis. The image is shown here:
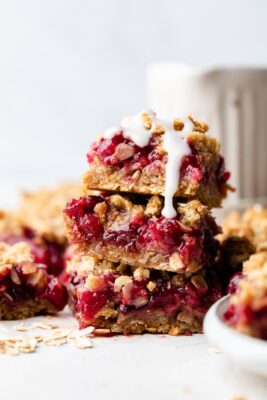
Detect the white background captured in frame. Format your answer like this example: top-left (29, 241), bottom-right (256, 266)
top-left (0, 0), bottom-right (267, 186)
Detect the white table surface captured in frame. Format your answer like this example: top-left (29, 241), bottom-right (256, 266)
top-left (0, 183), bottom-right (267, 400)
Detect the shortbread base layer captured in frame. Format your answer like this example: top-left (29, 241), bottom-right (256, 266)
top-left (0, 298), bottom-right (59, 320)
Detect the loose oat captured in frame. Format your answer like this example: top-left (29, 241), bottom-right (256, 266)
top-left (43, 338), bottom-right (68, 346)
top-left (209, 347), bottom-right (222, 354)
top-left (13, 323), bottom-right (28, 332)
top-left (94, 328), bottom-right (110, 335)
top-left (31, 321), bottom-right (58, 330)
top-left (0, 321), bottom-right (97, 355)
top-left (74, 326), bottom-right (95, 338)
top-left (73, 336), bottom-right (93, 349)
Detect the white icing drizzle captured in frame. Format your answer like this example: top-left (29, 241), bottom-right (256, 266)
top-left (103, 110), bottom-right (155, 147)
top-left (103, 126), bottom-right (121, 139)
top-left (161, 121), bottom-right (192, 218)
top-left (102, 110), bottom-right (192, 219)
top-left (120, 112), bottom-right (153, 147)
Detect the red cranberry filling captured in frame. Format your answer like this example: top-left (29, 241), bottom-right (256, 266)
top-left (179, 154), bottom-right (203, 183)
top-left (224, 303), bottom-right (254, 326)
top-left (0, 230), bottom-right (65, 277)
top-left (104, 215), bottom-right (146, 252)
top-left (64, 196), bottom-right (219, 267)
top-left (77, 291), bottom-right (111, 322)
top-left (87, 132), bottom-right (230, 187)
top-left (224, 298), bottom-right (267, 339)
top-left (0, 263), bottom-right (67, 311)
top-left (74, 271), bottom-right (222, 327)
top-left (227, 272), bottom-right (243, 294)
top-left (216, 155), bottom-right (231, 186)
top-left (42, 277), bottom-right (68, 310)
top-left (88, 132), bottom-right (161, 169)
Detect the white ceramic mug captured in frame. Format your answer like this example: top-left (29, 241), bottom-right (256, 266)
top-left (147, 64), bottom-right (267, 210)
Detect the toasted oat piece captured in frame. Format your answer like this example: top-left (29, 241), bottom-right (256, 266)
top-left (64, 194), bottom-right (220, 273)
top-left (224, 252), bottom-right (267, 340)
top-left (222, 205), bottom-right (267, 252)
top-left (0, 242), bottom-right (67, 320)
top-left (83, 113), bottom-right (231, 208)
top-left (67, 255), bottom-right (222, 335)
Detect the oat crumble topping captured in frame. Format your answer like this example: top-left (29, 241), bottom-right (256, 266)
top-left (0, 242), bottom-right (33, 266)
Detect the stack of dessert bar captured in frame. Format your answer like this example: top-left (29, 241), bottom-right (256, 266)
top-left (64, 110), bottom-right (232, 335)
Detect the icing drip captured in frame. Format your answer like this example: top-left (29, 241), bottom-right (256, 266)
top-left (103, 110), bottom-right (155, 146)
top-left (103, 126), bottom-right (121, 139)
top-left (102, 110), bottom-right (192, 219)
top-left (120, 113), bottom-right (153, 147)
top-left (161, 121), bottom-right (191, 218)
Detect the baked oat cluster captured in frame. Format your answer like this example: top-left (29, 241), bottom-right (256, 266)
top-left (64, 110), bottom-right (233, 335)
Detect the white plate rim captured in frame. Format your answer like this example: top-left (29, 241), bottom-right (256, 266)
top-left (204, 295), bottom-right (267, 376)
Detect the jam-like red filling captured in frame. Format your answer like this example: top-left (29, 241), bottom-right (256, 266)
top-left (64, 196), bottom-right (219, 267)
top-left (87, 132), bottom-right (230, 187)
top-left (224, 294), bottom-right (267, 340)
top-left (227, 272), bottom-right (243, 294)
top-left (72, 271), bottom-right (222, 328)
top-left (0, 229), bottom-right (65, 276)
top-left (0, 262), bottom-right (68, 311)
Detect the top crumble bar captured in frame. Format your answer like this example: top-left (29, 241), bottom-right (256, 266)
top-left (83, 113), bottom-right (232, 208)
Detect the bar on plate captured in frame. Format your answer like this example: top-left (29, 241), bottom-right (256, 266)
top-left (224, 251), bottom-right (267, 339)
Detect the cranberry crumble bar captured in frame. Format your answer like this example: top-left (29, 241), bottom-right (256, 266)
top-left (0, 183), bottom-right (79, 276)
top-left (64, 194), bottom-right (220, 274)
top-left (0, 242), bottom-right (67, 320)
top-left (224, 252), bottom-right (267, 340)
top-left (83, 111), bottom-right (231, 211)
top-left (67, 255), bottom-right (222, 334)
